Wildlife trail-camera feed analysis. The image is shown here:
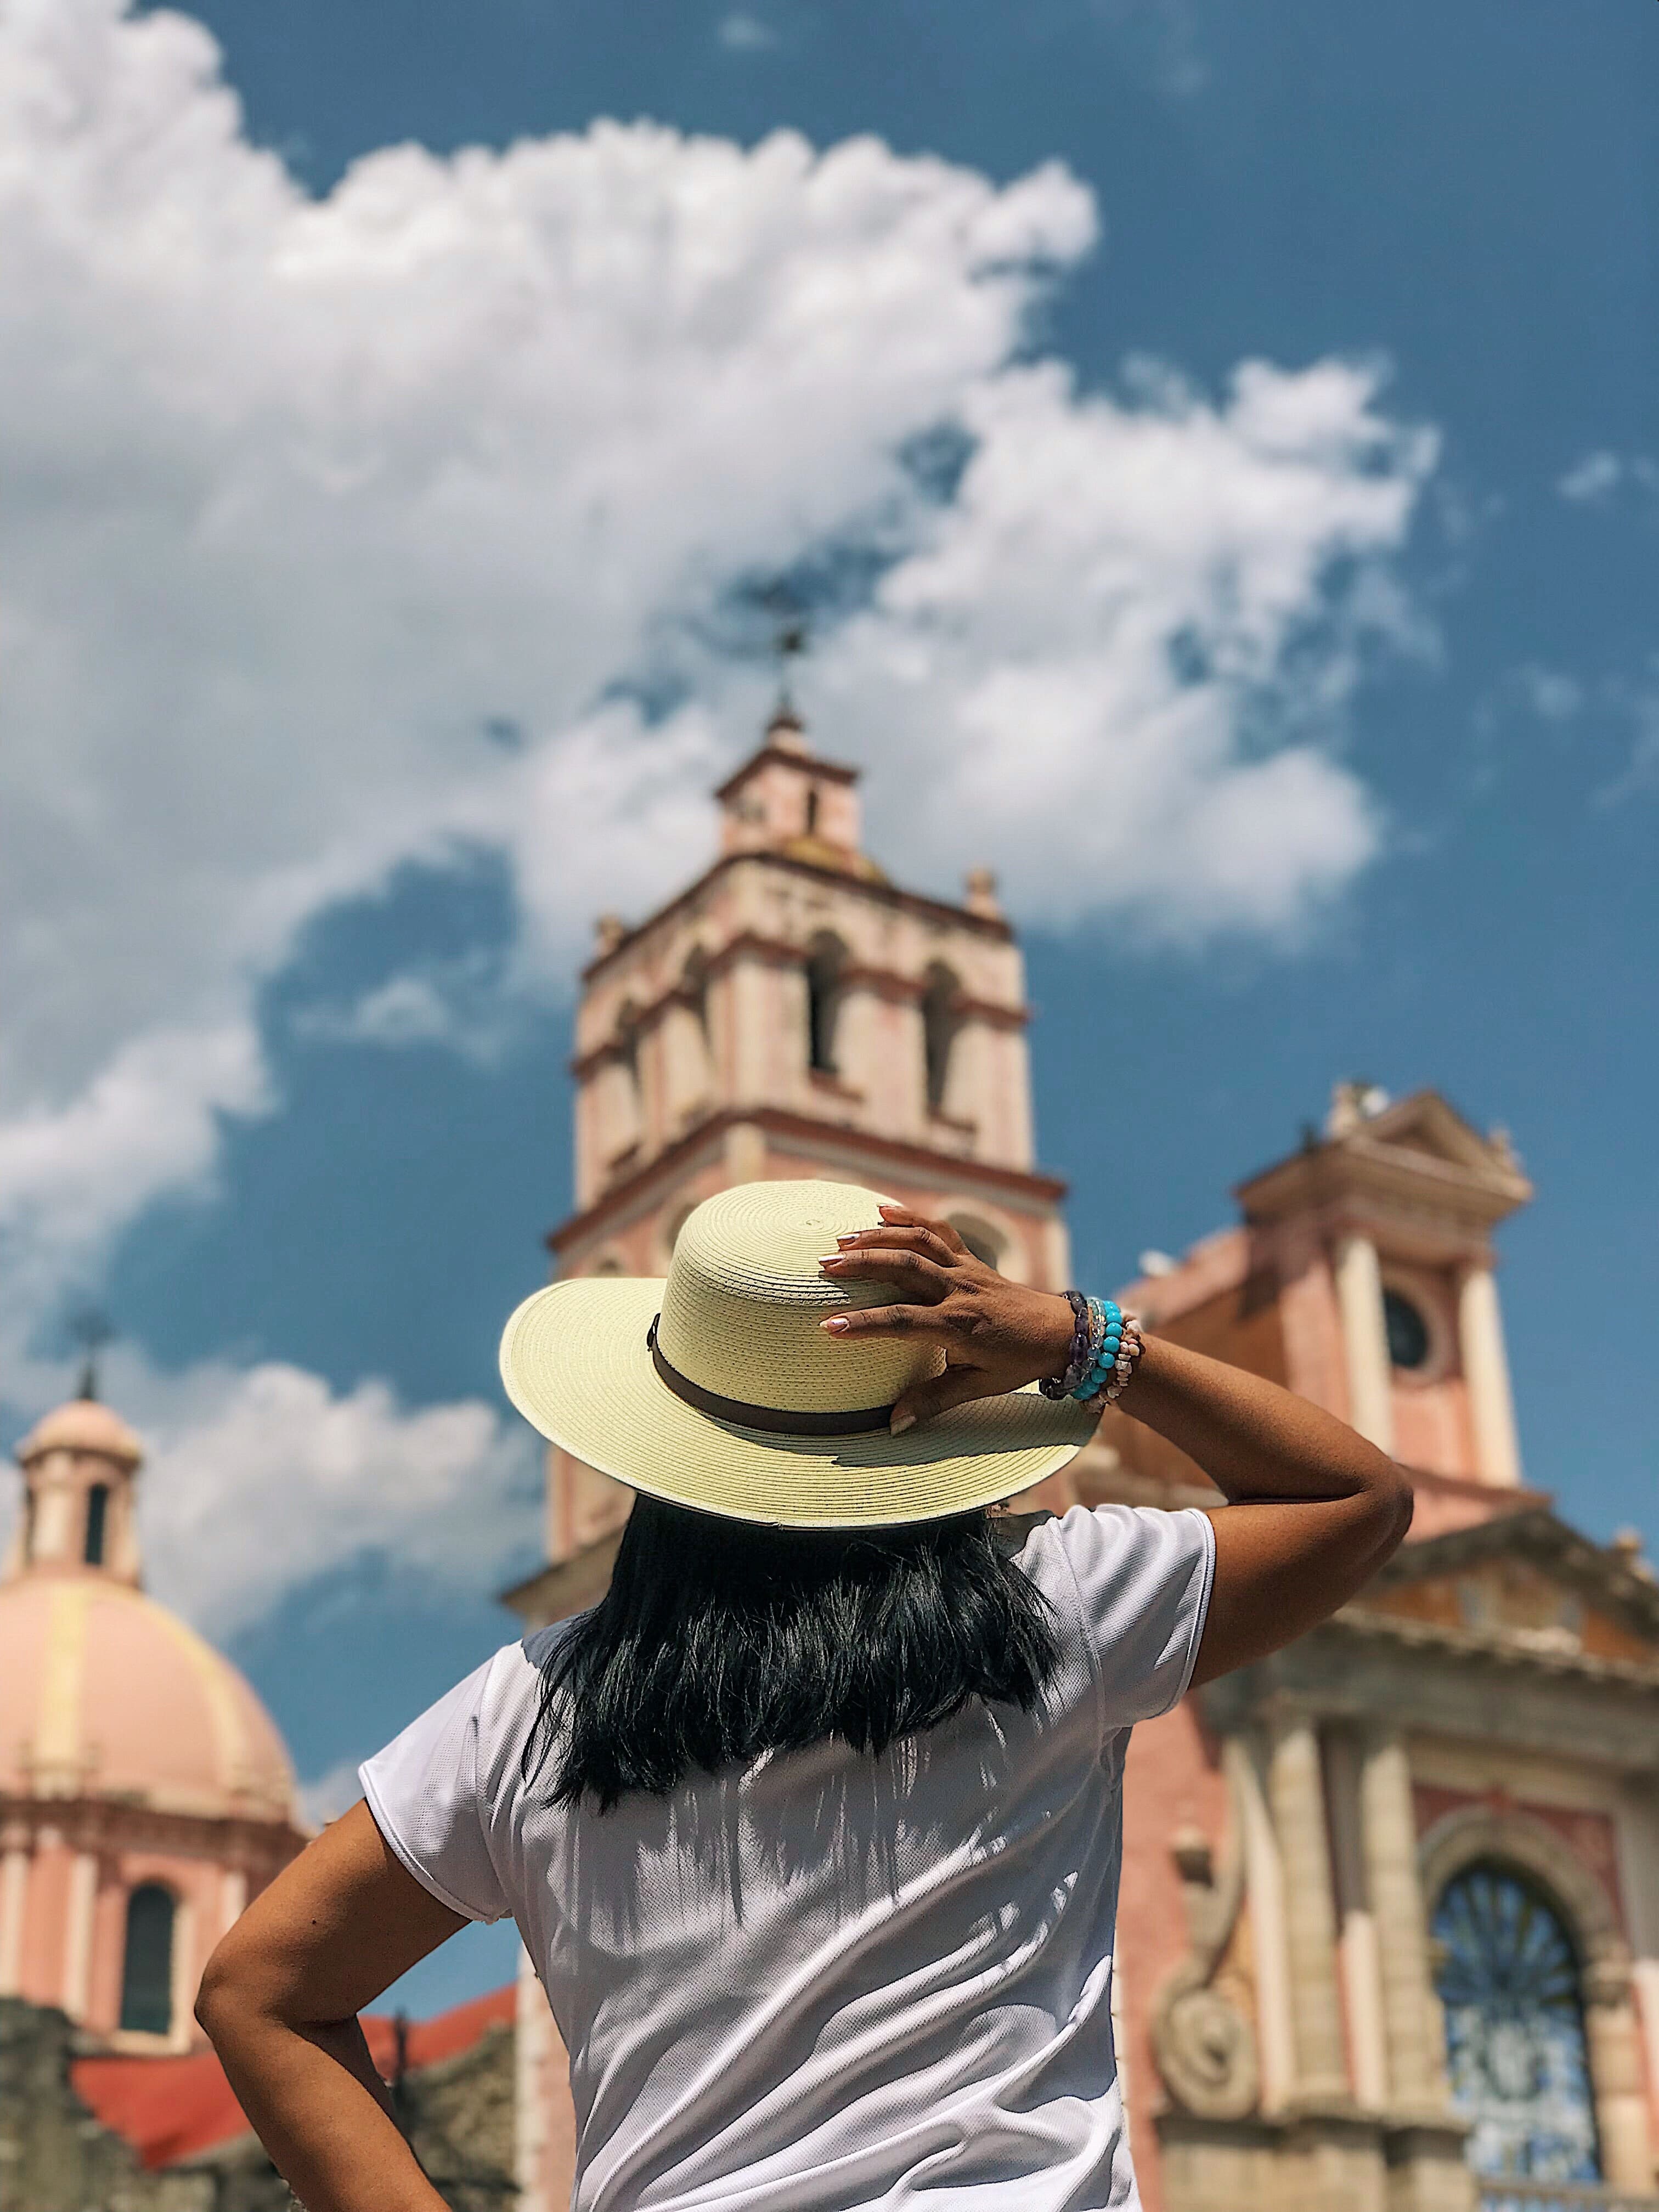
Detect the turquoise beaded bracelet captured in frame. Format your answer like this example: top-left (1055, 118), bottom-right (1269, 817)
top-left (1071, 1297), bottom-right (1123, 1400)
top-left (1073, 1297), bottom-right (1146, 1408)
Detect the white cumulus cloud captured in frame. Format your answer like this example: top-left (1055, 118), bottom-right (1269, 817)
top-left (136, 1359), bottom-right (540, 1639)
top-left (1556, 450), bottom-right (1659, 504)
top-left (0, 1342), bottom-right (541, 1639)
top-left (0, 0), bottom-right (1435, 1333)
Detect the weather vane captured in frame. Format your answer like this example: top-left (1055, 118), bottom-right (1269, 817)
top-left (775, 617), bottom-right (809, 714)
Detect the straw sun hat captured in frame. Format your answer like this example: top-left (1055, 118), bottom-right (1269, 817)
top-left (499, 1180), bottom-right (1096, 1528)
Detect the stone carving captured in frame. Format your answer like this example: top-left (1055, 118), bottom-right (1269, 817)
top-left (1149, 1788), bottom-right (1259, 2120)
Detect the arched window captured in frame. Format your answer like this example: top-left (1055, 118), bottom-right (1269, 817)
top-left (83, 1482), bottom-right (109, 1566)
top-left (805, 935), bottom-right (845, 1075)
top-left (1432, 1862), bottom-right (1600, 2184)
top-left (804, 787), bottom-right (820, 836)
top-left (120, 1884), bottom-right (177, 2036)
top-left (921, 964), bottom-right (961, 1115)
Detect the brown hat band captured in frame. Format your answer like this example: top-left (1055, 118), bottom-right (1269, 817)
top-left (647, 1315), bottom-right (897, 1437)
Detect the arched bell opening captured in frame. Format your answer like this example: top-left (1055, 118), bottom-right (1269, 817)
top-left (804, 934), bottom-right (847, 1076)
top-left (920, 964), bottom-right (962, 1116)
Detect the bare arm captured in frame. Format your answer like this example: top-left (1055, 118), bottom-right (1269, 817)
top-left (195, 1800), bottom-right (468, 2212)
top-left (1103, 1331), bottom-right (1412, 1684)
top-left (821, 1207), bottom-right (1412, 1686)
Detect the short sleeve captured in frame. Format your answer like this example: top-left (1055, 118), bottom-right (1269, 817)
top-left (359, 1654), bottom-right (514, 1925)
top-left (1051, 1503), bottom-right (1215, 1731)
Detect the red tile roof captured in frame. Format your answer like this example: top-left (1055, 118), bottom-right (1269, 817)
top-left (71, 1982), bottom-right (516, 2172)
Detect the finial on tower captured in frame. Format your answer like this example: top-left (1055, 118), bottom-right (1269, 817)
top-left (963, 867), bottom-right (1002, 918)
top-left (766, 616), bottom-right (810, 752)
top-left (1325, 1079), bottom-right (1390, 1138)
top-left (67, 1304), bottom-right (115, 1403)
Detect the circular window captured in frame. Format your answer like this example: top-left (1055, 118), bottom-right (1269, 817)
top-left (1384, 1289), bottom-right (1430, 1372)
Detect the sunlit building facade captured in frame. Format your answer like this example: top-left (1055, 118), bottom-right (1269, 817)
top-left (504, 703), bottom-right (1659, 2212)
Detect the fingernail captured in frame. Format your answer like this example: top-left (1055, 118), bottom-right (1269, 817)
top-left (820, 1316), bottom-right (851, 1334)
top-left (836, 1233), bottom-right (861, 1246)
top-left (818, 1254), bottom-right (844, 1268)
top-left (889, 1408), bottom-right (916, 1434)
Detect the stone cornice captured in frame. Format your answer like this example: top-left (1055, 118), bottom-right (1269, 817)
top-left (550, 1105), bottom-right (1067, 1254)
top-left (0, 1790), bottom-right (311, 1860)
top-left (1198, 1612), bottom-right (1659, 1773)
top-left (581, 850), bottom-right (1013, 985)
top-left (1370, 1506), bottom-right (1659, 1643)
top-left (713, 741), bottom-right (861, 803)
top-left (1333, 1606), bottom-right (1659, 1690)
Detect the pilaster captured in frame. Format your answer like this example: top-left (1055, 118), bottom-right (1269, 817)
top-left (1325, 1728), bottom-right (1389, 2109)
top-left (1266, 1714), bottom-right (1350, 2103)
top-left (61, 1848), bottom-right (97, 2017)
top-left (0, 1837), bottom-right (27, 1995)
top-left (1334, 1233), bottom-right (1395, 1454)
top-left (1454, 1262), bottom-right (1522, 1487)
top-left (1582, 1945), bottom-right (1656, 2192)
top-left (1358, 1728), bottom-right (1446, 2115)
top-left (1235, 1733), bottom-right (1297, 2112)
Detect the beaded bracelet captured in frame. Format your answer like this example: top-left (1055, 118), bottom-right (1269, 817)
top-left (1074, 1297), bottom-right (1122, 1400)
top-left (1040, 1289), bottom-right (1094, 1400)
top-left (1083, 1313), bottom-right (1145, 1408)
top-left (1041, 1291), bottom-right (1147, 1407)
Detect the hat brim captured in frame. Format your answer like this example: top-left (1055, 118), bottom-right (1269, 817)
top-left (499, 1277), bottom-right (1097, 1529)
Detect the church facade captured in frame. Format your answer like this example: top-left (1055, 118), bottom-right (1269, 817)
top-left (504, 705), bottom-right (1659, 2212)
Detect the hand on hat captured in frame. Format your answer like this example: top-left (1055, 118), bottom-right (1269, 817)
top-left (818, 1206), bottom-right (1079, 1435)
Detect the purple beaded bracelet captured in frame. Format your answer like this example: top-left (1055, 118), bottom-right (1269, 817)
top-left (1040, 1289), bottom-right (1094, 1400)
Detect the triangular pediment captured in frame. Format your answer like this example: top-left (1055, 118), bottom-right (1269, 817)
top-left (1234, 1086), bottom-right (1533, 1227)
top-left (1353, 1509), bottom-right (1659, 1666)
top-left (1351, 1090), bottom-right (1511, 1176)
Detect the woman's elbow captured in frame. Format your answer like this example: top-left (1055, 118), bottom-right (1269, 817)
top-left (1367, 1466), bottom-right (1415, 1570)
top-left (195, 1932), bottom-right (268, 2041)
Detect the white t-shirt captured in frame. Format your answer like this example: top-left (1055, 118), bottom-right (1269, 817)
top-left (360, 1503), bottom-right (1215, 2212)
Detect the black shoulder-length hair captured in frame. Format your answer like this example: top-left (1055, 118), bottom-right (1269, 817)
top-left (524, 1493), bottom-right (1062, 1812)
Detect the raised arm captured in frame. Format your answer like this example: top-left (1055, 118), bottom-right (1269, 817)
top-left (820, 1207), bottom-right (1412, 1686)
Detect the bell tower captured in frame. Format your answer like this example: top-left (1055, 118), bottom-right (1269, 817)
top-left (504, 701), bottom-right (1073, 1617)
top-left (1098, 1081), bottom-right (1537, 1536)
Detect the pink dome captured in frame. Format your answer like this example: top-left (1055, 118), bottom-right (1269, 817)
top-left (18, 1400), bottom-right (142, 1464)
top-left (0, 1575), bottom-right (298, 1824)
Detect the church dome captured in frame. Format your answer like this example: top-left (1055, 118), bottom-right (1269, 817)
top-left (19, 1398), bottom-right (142, 1464)
top-left (0, 1573), bottom-right (299, 1822)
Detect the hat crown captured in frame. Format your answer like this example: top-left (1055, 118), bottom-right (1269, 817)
top-left (656, 1182), bottom-right (943, 1418)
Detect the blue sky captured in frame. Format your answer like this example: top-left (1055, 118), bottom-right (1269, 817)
top-left (1, 0), bottom-right (1654, 2013)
